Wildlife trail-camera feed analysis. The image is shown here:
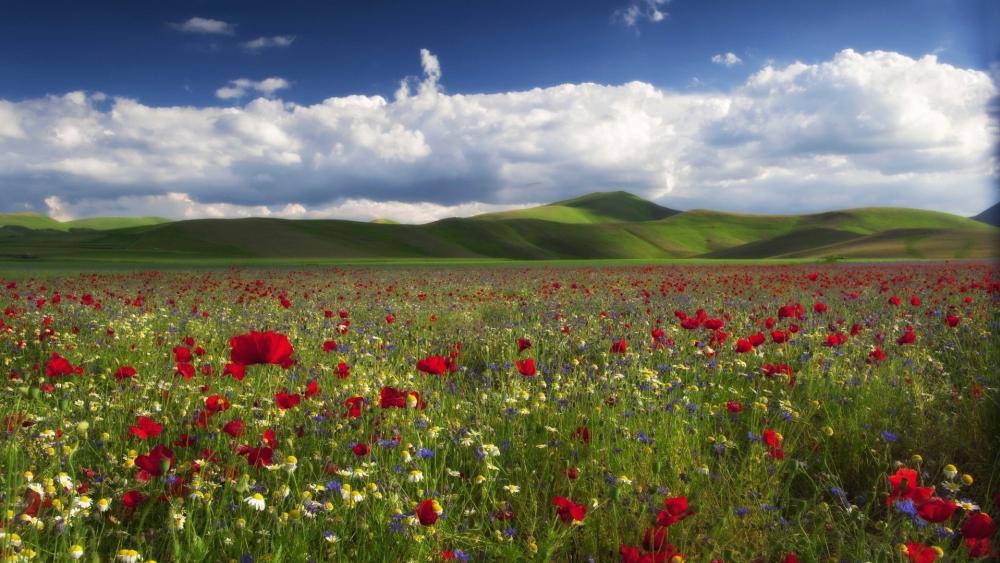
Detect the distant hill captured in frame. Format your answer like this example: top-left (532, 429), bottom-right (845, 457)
top-left (0, 192), bottom-right (995, 261)
top-left (972, 202), bottom-right (999, 226)
top-left (475, 191), bottom-right (678, 223)
top-left (0, 213), bottom-right (169, 231)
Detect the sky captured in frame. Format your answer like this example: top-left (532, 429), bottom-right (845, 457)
top-left (0, 0), bottom-right (998, 222)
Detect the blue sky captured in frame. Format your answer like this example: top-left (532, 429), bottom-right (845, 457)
top-left (2, 0), bottom-right (993, 104)
top-left (0, 0), bottom-right (997, 221)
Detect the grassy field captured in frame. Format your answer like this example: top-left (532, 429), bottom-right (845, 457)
top-left (0, 262), bottom-right (997, 562)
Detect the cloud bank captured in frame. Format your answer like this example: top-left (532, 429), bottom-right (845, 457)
top-left (0, 49), bottom-right (995, 222)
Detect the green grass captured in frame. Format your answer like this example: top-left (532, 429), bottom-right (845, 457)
top-left (474, 191), bottom-right (678, 223)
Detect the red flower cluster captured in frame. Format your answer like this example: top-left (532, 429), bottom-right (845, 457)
top-left (552, 496), bottom-right (587, 524)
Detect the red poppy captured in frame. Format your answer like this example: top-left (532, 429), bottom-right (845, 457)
top-left (656, 496), bottom-right (692, 527)
top-left (417, 355), bottom-right (448, 375)
top-left (205, 395), bottom-right (230, 413)
top-left (965, 538), bottom-right (992, 558)
top-left (123, 490), bottom-right (148, 509)
top-left (173, 346), bottom-right (192, 363)
top-left (516, 358), bottom-right (537, 377)
top-left (416, 498), bottom-right (442, 525)
top-left (771, 330), bottom-right (789, 344)
top-left (867, 347), bottom-right (887, 363)
top-left (552, 496), bottom-right (587, 523)
top-left (380, 386), bottom-right (407, 408)
top-left (274, 390), bottom-right (301, 410)
top-left (572, 426), bottom-right (591, 444)
top-left (610, 339), bottom-right (628, 354)
top-left (304, 379), bottom-right (321, 398)
top-left (175, 362), bottom-right (195, 379)
top-left (517, 337), bottom-right (532, 352)
top-left (229, 330), bottom-right (295, 368)
top-left (813, 302), bottom-right (828, 313)
top-left (115, 366), bottom-right (137, 380)
top-left (962, 512), bottom-right (997, 539)
top-left (735, 339), bottom-right (752, 353)
top-left (223, 362), bottom-right (246, 381)
top-left (46, 353), bottom-right (83, 378)
top-left (134, 444), bottom-right (174, 477)
top-left (240, 446), bottom-right (274, 468)
top-left (322, 340), bottom-right (338, 352)
top-left (945, 314), bottom-right (960, 327)
top-left (344, 396), bottom-right (365, 418)
top-left (725, 400), bottom-right (743, 413)
top-left (335, 362), bottom-right (350, 379)
top-left (223, 419), bottom-right (246, 438)
top-left (904, 543), bottom-right (937, 563)
top-left (897, 325), bottom-right (916, 345)
top-left (748, 332), bottom-right (766, 347)
top-left (887, 468), bottom-right (934, 506)
top-left (129, 416), bottom-right (163, 440)
top-left (917, 498), bottom-right (957, 523)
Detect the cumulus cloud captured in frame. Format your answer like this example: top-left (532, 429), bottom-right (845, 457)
top-left (613, 0), bottom-right (670, 28)
top-left (171, 17), bottom-right (236, 35)
top-left (241, 35), bottom-right (296, 51)
top-left (0, 49), bottom-right (995, 221)
top-left (216, 78), bottom-right (291, 100)
top-left (711, 52), bottom-right (743, 67)
top-left (43, 193), bottom-right (532, 224)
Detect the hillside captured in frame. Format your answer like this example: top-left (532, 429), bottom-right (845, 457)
top-left (0, 192), bottom-right (995, 261)
top-left (474, 191), bottom-right (678, 223)
top-left (0, 213), bottom-right (169, 231)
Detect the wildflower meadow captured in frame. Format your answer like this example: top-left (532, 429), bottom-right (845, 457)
top-left (0, 262), bottom-right (997, 562)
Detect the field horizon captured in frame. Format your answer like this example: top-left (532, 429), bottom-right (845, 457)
top-left (2, 191), bottom-right (998, 265)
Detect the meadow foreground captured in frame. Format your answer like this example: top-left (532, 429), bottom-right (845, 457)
top-left (0, 263), bottom-right (997, 562)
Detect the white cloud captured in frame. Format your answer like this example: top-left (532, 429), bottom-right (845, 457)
top-left (711, 52), bottom-right (743, 67)
top-left (216, 77), bottom-right (291, 100)
top-left (0, 49), bottom-right (996, 220)
top-left (241, 35), bottom-right (296, 51)
top-left (171, 17), bottom-right (236, 35)
top-left (43, 192), bottom-right (532, 224)
top-left (613, 0), bottom-right (669, 28)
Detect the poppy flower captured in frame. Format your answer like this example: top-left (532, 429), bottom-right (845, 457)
top-left (128, 416), bottom-right (163, 440)
top-left (417, 355), bottom-right (448, 375)
top-left (352, 442), bottom-right (370, 456)
top-left (552, 496), bottom-right (587, 524)
top-left (223, 419), bottom-right (246, 438)
top-left (46, 353), bottom-right (83, 378)
top-left (897, 325), bottom-right (916, 345)
top-left (572, 426), bottom-right (591, 444)
top-left (344, 396), bottom-right (365, 418)
top-left (517, 338), bottom-right (532, 352)
top-left (735, 338), bottom-right (753, 353)
top-left (516, 358), bottom-right (536, 377)
top-left (205, 395), bottom-right (230, 413)
top-left (962, 512), bottom-right (997, 539)
top-left (656, 496), bottom-right (692, 527)
top-left (610, 340), bottom-right (628, 354)
top-left (229, 330), bottom-right (295, 368)
top-left (945, 314), bottom-right (960, 327)
top-left (173, 361), bottom-right (194, 379)
top-left (964, 538), bottom-right (992, 558)
top-left (122, 490), bottom-right (148, 509)
top-left (173, 346), bottom-right (192, 363)
top-left (304, 379), bottom-right (321, 398)
top-left (322, 340), bottom-right (338, 353)
top-left (134, 444), bottom-right (174, 477)
top-left (642, 526), bottom-right (669, 552)
top-left (887, 468), bottom-right (934, 506)
top-left (240, 446), bottom-right (274, 468)
top-left (725, 400), bottom-right (743, 413)
top-left (115, 366), bottom-right (137, 380)
top-left (917, 498), bottom-right (957, 523)
top-left (416, 498), bottom-right (443, 525)
top-left (868, 347), bottom-right (887, 363)
top-left (771, 330), bottom-right (789, 344)
top-left (380, 386), bottom-right (407, 408)
top-left (223, 362), bottom-right (246, 381)
top-left (333, 361), bottom-right (351, 380)
top-left (904, 543), bottom-right (937, 563)
top-left (274, 390), bottom-right (301, 410)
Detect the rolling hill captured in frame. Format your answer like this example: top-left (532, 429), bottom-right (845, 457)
top-left (0, 192), bottom-right (996, 262)
top-left (0, 213), bottom-right (169, 231)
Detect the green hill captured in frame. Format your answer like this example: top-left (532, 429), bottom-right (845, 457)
top-left (0, 213), bottom-right (169, 231)
top-left (0, 193), bottom-right (995, 262)
top-left (475, 191), bottom-right (678, 223)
